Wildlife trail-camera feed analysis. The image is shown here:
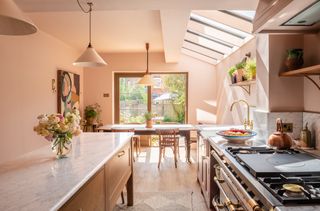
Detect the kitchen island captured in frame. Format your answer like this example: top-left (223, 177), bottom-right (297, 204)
top-left (197, 125), bottom-right (320, 211)
top-left (0, 132), bottom-right (134, 211)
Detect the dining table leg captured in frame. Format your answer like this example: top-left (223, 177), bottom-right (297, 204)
top-left (183, 131), bottom-right (191, 163)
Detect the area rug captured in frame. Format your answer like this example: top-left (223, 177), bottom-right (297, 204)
top-left (113, 191), bottom-right (198, 211)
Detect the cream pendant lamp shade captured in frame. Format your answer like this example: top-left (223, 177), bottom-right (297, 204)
top-left (138, 74), bottom-right (154, 86)
top-left (73, 43), bottom-right (106, 67)
top-left (138, 43), bottom-right (154, 86)
top-left (73, 1), bottom-right (107, 67)
top-left (0, 0), bottom-right (37, 35)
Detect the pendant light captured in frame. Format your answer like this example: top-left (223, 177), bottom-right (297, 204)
top-left (73, 0), bottom-right (107, 67)
top-left (0, 0), bottom-right (37, 35)
top-left (138, 43), bottom-right (154, 86)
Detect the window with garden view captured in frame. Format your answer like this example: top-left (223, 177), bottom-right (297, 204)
top-left (115, 73), bottom-right (187, 124)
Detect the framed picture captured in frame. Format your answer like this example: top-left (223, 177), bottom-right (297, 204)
top-left (57, 70), bottom-right (80, 115)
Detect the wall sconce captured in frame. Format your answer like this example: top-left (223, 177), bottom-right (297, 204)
top-left (52, 79), bottom-right (57, 93)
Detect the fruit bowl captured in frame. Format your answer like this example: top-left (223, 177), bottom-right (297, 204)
top-left (216, 129), bottom-right (257, 143)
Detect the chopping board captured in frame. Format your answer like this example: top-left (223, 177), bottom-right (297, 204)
top-left (237, 153), bottom-right (320, 177)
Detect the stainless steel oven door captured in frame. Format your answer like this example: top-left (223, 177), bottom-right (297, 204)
top-left (212, 151), bottom-right (262, 211)
top-left (213, 164), bottom-right (244, 211)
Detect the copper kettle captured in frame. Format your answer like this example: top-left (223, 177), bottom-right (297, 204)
top-left (268, 118), bottom-right (292, 149)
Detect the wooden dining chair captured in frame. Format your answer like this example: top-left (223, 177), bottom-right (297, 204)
top-left (156, 129), bottom-right (180, 168)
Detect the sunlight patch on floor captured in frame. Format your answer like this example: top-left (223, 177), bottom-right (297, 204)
top-left (136, 147), bottom-right (191, 164)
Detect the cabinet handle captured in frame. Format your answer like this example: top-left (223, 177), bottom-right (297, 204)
top-left (118, 150), bottom-right (125, 157)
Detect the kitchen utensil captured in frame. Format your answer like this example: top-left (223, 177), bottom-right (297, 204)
top-left (268, 118), bottom-right (292, 149)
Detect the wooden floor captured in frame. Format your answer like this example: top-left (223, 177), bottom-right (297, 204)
top-left (131, 146), bottom-right (209, 210)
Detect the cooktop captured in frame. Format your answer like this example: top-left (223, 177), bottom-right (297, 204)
top-left (237, 153), bottom-right (320, 177)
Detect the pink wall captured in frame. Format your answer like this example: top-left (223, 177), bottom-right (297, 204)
top-left (304, 33), bottom-right (320, 112)
top-left (215, 38), bottom-right (257, 124)
top-left (84, 52), bottom-right (216, 124)
top-left (268, 34), bottom-right (304, 111)
top-left (0, 31), bottom-right (82, 163)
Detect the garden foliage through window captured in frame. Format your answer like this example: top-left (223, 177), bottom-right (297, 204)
top-left (115, 73), bottom-right (187, 124)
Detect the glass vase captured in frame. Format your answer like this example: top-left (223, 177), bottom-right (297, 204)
top-left (51, 134), bottom-right (72, 159)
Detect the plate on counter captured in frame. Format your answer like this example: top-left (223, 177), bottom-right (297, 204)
top-left (216, 129), bottom-right (257, 143)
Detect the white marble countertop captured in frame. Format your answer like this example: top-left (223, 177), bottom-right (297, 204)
top-left (0, 132), bottom-right (133, 211)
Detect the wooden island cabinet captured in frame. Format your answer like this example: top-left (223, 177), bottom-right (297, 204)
top-left (60, 142), bottom-right (133, 211)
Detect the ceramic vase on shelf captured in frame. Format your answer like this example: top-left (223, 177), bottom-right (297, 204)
top-left (285, 49), bottom-right (303, 71)
top-left (51, 133), bottom-right (72, 159)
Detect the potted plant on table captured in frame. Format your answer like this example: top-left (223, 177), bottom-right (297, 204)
top-left (144, 112), bottom-right (153, 128)
top-left (285, 49), bottom-right (303, 70)
top-left (84, 103), bottom-right (102, 125)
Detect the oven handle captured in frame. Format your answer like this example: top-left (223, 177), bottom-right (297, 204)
top-left (214, 177), bottom-right (238, 211)
top-left (212, 195), bottom-right (227, 211)
top-left (211, 150), bottom-right (261, 211)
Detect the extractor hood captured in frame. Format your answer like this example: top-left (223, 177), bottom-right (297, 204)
top-left (253, 0), bottom-right (320, 33)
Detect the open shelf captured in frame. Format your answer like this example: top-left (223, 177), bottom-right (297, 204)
top-left (279, 64), bottom-right (320, 77)
top-left (279, 64), bottom-right (320, 90)
top-left (230, 80), bottom-right (256, 95)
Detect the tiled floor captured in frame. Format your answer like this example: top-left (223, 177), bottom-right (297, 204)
top-left (114, 146), bottom-right (209, 211)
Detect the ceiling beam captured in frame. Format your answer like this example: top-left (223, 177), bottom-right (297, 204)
top-left (15, 0), bottom-right (258, 12)
top-left (160, 10), bottom-right (190, 63)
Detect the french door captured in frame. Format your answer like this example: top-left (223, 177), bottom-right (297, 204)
top-left (114, 73), bottom-right (188, 124)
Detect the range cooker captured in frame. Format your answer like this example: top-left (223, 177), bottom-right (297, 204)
top-left (210, 138), bottom-right (320, 211)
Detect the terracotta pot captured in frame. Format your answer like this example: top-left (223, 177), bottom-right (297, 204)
top-left (268, 118), bottom-right (292, 149)
top-left (146, 120), bottom-right (153, 128)
top-left (285, 58), bottom-right (303, 71)
top-left (236, 68), bottom-right (245, 82)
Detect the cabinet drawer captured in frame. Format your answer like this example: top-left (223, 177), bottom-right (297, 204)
top-left (60, 168), bottom-right (105, 211)
top-left (105, 142), bottom-right (132, 210)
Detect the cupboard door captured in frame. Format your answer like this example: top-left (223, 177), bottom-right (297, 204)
top-left (197, 135), bottom-right (204, 183)
top-left (105, 142), bottom-right (132, 210)
top-left (60, 168), bottom-right (105, 211)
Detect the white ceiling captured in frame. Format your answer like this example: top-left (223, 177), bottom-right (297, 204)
top-left (14, 0), bottom-right (258, 63)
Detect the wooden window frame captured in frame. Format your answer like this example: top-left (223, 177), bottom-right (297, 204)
top-left (114, 72), bottom-right (189, 124)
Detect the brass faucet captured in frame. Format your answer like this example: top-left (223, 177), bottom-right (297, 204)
top-left (230, 100), bottom-right (253, 130)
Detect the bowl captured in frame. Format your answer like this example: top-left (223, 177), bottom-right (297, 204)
top-left (216, 129), bottom-right (257, 143)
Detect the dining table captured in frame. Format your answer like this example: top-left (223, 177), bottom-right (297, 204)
top-left (97, 124), bottom-right (198, 163)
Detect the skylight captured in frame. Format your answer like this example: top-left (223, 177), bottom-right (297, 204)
top-left (225, 10), bottom-right (256, 22)
top-left (182, 10), bottom-right (254, 65)
top-left (190, 13), bottom-right (250, 39)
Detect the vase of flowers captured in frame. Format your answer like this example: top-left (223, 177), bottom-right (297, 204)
top-left (34, 108), bottom-right (82, 159)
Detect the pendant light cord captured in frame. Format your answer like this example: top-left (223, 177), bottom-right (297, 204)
top-left (77, 0), bottom-right (93, 46)
top-left (146, 43), bottom-right (149, 74)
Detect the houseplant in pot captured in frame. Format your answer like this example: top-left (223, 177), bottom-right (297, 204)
top-left (84, 103), bottom-right (102, 125)
top-left (144, 112), bottom-right (153, 128)
top-left (285, 48), bottom-right (303, 70)
top-left (235, 61), bottom-right (246, 82)
top-left (244, 58), bottom-right (256, 80)
top-left (228, 66), bottom-right (237, 84)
